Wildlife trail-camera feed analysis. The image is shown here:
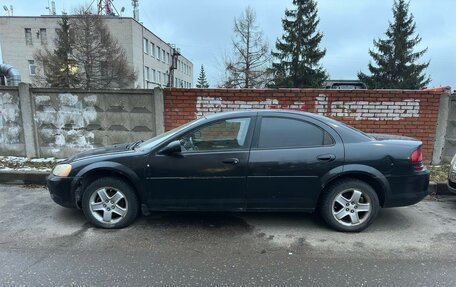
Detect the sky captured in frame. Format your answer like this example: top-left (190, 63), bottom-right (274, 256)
top-left (4, 0), bottom-right (456, 89)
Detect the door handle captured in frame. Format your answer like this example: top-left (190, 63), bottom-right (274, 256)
top-left (317, 154), bottom-right (336, 162)
top-left (222, 158), bottom-right (240, 165)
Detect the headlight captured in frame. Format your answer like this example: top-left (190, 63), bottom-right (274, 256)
top-left (452, 155), bottom-right (456, 171)
top-left (52, 164), bottom-right (72, 177)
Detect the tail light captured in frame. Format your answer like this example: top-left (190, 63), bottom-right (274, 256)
top-left (410, 146), bottom-right (424, 171)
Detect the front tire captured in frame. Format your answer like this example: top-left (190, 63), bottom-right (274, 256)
top-left (82, 177), bottom-right (139, 229)
top-left (320, 179), bottom-right (380, 232)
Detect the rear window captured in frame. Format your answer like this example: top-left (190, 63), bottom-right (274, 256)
top-left (258, 117), bottom-right (334, 149)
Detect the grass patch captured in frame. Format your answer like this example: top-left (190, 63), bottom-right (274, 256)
top-left (428, 164), bottom-right (450, 183)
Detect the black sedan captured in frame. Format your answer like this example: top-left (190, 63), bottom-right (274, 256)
top-left (48, 110), bottom-right (429, 232)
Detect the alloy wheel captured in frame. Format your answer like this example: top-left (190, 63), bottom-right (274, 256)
top-left (89, 187), bottom-right (129, 225)
top-left (332, 189), bottom-right (372, 227)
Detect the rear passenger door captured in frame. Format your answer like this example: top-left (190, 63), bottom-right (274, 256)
top-left (246, 113), bottom-right (344, 210)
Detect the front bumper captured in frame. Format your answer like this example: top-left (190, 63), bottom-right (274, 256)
top-left (47, 174), bottom-right (77, 208)
top-left (448, 179), bottom-right (456, 194)
top-left (384, 170), bottom-right (430, 208)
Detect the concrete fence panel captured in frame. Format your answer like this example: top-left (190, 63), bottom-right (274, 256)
top-left (0, 86), bottom-right (25, 156)
top-left (442, 94), bottom-right (456, 162)
top-left (0, 84), bottom-right (164, 159)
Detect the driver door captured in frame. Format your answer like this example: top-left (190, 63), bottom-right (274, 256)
top-left (145, 116), bottom-right (255, 211)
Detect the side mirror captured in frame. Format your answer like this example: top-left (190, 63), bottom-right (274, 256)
top-left (159, 140), bottom-right (182, 155)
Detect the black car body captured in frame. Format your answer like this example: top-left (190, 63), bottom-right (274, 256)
top-left (48, 110), bottom-right (429, 232)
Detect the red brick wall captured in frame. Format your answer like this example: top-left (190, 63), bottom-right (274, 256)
top-left (164, 88), bottom-right (444, 161)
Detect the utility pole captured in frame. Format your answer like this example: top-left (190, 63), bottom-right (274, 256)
top-left (168, 45), bottom-right (181, 88)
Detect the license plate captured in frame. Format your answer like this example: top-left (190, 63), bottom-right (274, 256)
top-left (451, 172), bottom-right (456, 182)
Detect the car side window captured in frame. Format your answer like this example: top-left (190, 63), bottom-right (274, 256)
top-left (258, 117), bottom-right (334, 149)
top-left (179, 118), bottom-right (251, 152)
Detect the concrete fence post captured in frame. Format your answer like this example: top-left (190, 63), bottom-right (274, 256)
top-left (18, 83), bottom-right (39, 158)
top-left (431, 88), bottom-right (452, 165)
top-left (153, 87), bottom-right (165, 135)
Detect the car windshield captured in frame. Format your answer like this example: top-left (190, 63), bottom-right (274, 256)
top-left (137, 117), bottom-right (204, 149)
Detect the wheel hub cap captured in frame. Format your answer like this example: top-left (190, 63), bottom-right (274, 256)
top-left (89, 187), bottom-right (128, 225)
top-left (332, 189), bottom-right (372, 227)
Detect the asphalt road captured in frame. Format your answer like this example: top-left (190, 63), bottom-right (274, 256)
top-left (0, 185), bottom-right (456, 286)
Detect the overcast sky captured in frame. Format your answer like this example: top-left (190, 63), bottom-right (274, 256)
top-left (5, 0), bottom-right (456, 89)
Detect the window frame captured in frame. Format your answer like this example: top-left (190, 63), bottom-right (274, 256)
top-left (28, 60), bottom-right (37, 76)
top-left (170, 116), bottom-right (256, 155)
top-left (25, 28), bottom-right (33, 46)
top-left (144, 66), bottom-right (150, 81)
top-left (150, 42), bottom-right (155, 58)
top-left (40, 28), bottom-right (47, 45)
top-left (143, 38), bottom-right (149, 54)
top-left (252, 115), bottom-right (336, 151)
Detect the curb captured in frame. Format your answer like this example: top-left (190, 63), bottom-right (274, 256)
top-left (0, 170), bottom-right (48, 185)
top-left (428, 181), bottom-right (453, 196)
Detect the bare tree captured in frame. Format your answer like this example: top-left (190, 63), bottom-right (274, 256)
top-left (222, 7), bottom-right (272, 88)
top-left (34, 8), bottom-right (136, 89)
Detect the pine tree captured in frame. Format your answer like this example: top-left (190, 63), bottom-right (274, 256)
top-left (34, 15), bottom-right (80, 87)
top-left (358, 0), bottom-right (430, 89)
top-left (270, 0), bottom-right (327, 88)
top-left (196, 65), bottom-right (209, 88)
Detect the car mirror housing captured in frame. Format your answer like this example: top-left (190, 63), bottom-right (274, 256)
top-left (159, 140), bottom-right (182, 155)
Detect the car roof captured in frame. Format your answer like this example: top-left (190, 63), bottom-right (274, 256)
top-left (204, 109), bottom-right (314, 118)
top-left (203, 109), bottom-right (333, 123)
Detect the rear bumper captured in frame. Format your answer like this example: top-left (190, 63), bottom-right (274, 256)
top-left (383, 171), bottom-right (430, 208)
top-left (47, 174), bottom-right (77, 208)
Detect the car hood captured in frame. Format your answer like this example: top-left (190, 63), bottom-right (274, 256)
top-left (68, 144), bottom-right (131, 162)
top-left (368, 133), bottom-right (417, 141)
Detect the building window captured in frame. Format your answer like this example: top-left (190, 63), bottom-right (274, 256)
top-left (143, 38), bottom-right (149, 54)
top-left (157, 71), bottom-right (161, 84)
top-left (152, 69), bottom-right (156, 82)
top-left (28, 60), bottom-right (37, 76)
top-left (151, 43), bottom-right (155, 58)
top-left (166, 52), bottom-right (170, 65)
top-left (144, 66), bottom-right (150, 81)
top-left (162, 49), bottom-right (166, 62)
top-left (40, 28), bottom-right (47, 45)
top-left (25, 28), bottom-right (32, 46)
top-left (156, 46), bottom-right (161, 60)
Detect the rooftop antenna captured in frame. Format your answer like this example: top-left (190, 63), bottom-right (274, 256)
top-left (51, 1), bottom-right (56, 15)
top-left (46, 1), bottom-right (56, 15)
top-left (95, 0), bottom-right (120, 16)
top-left (2, 5), bottom-right (9, 16)
top-left (132, 0), bottom-right (139, 21)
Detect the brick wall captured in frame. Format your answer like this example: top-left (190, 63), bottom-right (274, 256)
top-left (164, 88), bottom-right (445, 161)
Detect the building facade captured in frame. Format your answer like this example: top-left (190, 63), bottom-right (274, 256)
top-left (0, 16), bottom-right (193, 88)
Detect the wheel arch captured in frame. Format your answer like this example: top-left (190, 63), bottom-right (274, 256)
top-left (319, 164), bottom-right (391, 208)
top-left (72, 161), bottom-right (145, 208)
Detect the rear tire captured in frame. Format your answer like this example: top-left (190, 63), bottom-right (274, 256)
top-left (82, 177), bottom-right (139, 229)
top-left (320, 179), bottom-right (379, 232)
